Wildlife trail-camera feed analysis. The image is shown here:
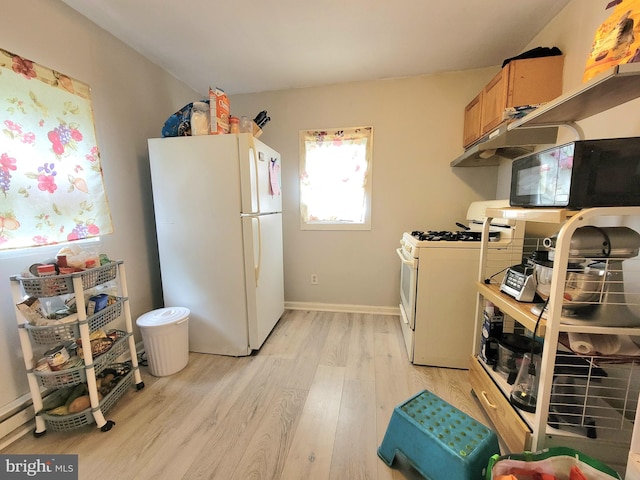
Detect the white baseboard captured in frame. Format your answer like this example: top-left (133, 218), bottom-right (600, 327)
top-left (285, 302), bottom-right (399, 316)
top-left (0, 393), bottom-right (36, 449)
top-left (0, 421), bottom-right (33, 450)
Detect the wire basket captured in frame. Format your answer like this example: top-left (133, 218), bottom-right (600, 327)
top-left (100, 364), bottom-right (133, 413)
top-left (34, 331), bottom-right (130, 389)
top-left (25, 321), bottom-right (78, 345)
top-left (87, 299), bottom-right (123, 333)
top-left (35, 359), bottom-right (84, 389)
top-left (42, 405), bottom-right (94, 432)
top-left (25, 298), bottom-right (124, 345)
top-left (40, 362), bottom-right (133, 432)
top-left (18, 262), bottom-right (119, 297)
top-left (94, 331), bottom-right (130, 375)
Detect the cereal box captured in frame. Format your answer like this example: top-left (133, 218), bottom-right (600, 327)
top-left (209, 87), bottom-right (230, 134)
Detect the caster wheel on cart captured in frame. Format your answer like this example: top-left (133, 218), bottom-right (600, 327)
top-left (33, 428), bottom-right (46, 438)
top-left (136, 381), bottom-right (145, 391)
top-left (101, 420), bottom-right (116, 432)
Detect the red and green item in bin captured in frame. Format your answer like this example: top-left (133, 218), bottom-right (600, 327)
top-left (487, 447), bottom-right (621, 480)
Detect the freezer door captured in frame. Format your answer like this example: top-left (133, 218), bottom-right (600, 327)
top-left (242, 212), bottom-right (284, 350)
top-left (148, 135), bottom-right (241, 223)
top-left (238, 135), bottom-right (282, 214)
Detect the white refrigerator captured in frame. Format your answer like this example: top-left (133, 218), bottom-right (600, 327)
top-left (147, 133), bottom-right (284, 356)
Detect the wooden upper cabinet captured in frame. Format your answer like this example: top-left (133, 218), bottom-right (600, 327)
top-left (462, 55), bottom-right (564, 148)
top-left (507, 55), bottom-right (564, 108)
top-left (462, 91), bottom-right (483, 148)
top-left (480, 68), bottom-right (509, 136)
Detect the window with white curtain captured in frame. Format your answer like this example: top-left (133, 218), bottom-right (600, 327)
top-left (0, 48), bottom-right (113, 250)
top-left (299, 126), bottom-right (373, 230)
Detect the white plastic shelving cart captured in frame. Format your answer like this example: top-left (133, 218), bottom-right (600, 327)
top-left (11, 260), bottom-right (144, 435)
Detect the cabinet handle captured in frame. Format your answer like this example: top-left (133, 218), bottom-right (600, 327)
top-left (480, 391), bottom-right (497, 409)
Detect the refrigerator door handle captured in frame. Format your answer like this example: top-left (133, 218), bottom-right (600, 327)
top-left (254, 216), bottom-right (262, 287)
top-left (249, 137), bottom-right (261, 214)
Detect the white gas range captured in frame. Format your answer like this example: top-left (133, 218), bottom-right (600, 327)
top-left (397, 200), bottom-right (525, 368)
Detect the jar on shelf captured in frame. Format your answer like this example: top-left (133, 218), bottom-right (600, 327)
top-left (37, 264), bottom-right (57, 277)
top-left (240, 116), bottom-right (252, 134)
top-left (229, 116), bottom-right (240, 134)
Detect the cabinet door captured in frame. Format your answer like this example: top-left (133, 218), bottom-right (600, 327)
top-left (480, 68), bottom-right (508, 135)
top-left (463, 91), bottom-right (483, 148)
top-left (507, 56), bottom-right (564, 108)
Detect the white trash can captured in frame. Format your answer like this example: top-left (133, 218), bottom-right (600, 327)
top-left (136, 307), bottom-right (189, 377)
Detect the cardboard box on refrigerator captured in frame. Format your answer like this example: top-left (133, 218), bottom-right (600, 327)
top-left (209, 87), bottom-right (230, 134)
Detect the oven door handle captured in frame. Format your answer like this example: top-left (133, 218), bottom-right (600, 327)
top-left (396, 248), bottom-right (417, 268)
top-left (399, 303), bottom-right (410, 325)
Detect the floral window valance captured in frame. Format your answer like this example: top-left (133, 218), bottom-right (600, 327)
top-left (0, 48), bottom-right (113, 250)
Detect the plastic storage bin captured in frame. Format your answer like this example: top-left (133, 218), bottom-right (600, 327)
top-left (136, 307), bottom-right (189, 376)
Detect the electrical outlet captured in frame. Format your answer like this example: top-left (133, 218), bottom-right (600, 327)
top-left (311, 273), bottom-right (319, 285)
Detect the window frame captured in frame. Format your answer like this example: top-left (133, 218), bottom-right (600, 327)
top-left (298, 126), bottom-right (373, 231)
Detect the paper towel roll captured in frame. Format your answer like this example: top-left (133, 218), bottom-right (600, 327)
top-left (614, 336), bottom-right (640, 356)
top-left (568, 333), bottom-right (638, 356)
top-left (590, 334), bottom-right (622, 355)
top-left (568, 332), bottom-right (595, 355)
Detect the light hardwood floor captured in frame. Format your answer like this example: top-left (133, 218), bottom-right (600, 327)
top-left (2, 310), bottom-right (494, 479)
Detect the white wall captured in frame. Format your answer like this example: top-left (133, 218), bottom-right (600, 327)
top-left (230, 70), bottom-right (500, 310)
top-left (231, 0), bottom-right (640, 311)
top-left (0, 0), bottom-right (199, 417)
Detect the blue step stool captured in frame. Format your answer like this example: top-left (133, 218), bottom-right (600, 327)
top-left (378, 389), bottom-right (499, 479)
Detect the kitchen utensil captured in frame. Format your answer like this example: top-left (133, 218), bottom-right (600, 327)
top-left (493, 333), bottom-right (542, 384)
top-left (543, 226), bottom-right (640, 259)
top-left (534, 260), bottom-right (605, 315)
top-left (510, 352), bottom-right (541, 413)
top-left (531, 226), bottom-right (640, 323)
top-left (500, 263), bottom-right (537, 302)
top-left (253, 110), bottom-right (270, 128)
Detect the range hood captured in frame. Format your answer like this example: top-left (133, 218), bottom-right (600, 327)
top-left (450, 124), bottom-right (558, 167)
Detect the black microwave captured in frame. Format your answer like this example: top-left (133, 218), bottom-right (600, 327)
top-left (510, 137), bottom-right (640, 208)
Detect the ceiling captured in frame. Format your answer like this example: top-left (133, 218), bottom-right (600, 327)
top-left (61, 0), bottom-right (571, 97)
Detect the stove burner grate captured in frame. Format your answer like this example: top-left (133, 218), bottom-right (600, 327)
top-left (410, 230), bottom-right (499, 242)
